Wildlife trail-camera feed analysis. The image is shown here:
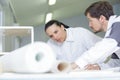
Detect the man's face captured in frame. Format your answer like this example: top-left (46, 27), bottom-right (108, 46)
top-left (86, 13), bottom-right (103, 33)
top-left (46, 24), bottom-right (66, 43)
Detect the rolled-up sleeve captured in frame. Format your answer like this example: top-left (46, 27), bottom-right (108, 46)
top-left (99, 59), bottom-right (120, 70)
top-left (75, 38), bottom-right (118, 69)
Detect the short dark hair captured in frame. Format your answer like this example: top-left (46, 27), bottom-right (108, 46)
top-left (84, 1), bottom-right (114, 20)
top-left (45, 20), bottom-right (69, 31)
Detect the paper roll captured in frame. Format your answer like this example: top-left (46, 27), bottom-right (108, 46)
top-left (0, 61), bottom-right (3, 74)
top-left (105, 67), bottom-right (120, 72)
top-left (51, 60), bottom-right (72, 73)
top-left (0, 42), bottom-right (56, 73)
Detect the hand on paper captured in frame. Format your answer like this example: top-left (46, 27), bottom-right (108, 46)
top-left (84, 64), bottom-right (101, 70)
top-left (71, 62), bottom-right (79, 70)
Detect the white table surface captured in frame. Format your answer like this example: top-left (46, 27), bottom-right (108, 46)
top-left (0, 70), bottom-right (120, 80)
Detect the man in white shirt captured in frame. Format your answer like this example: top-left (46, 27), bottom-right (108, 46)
top-left (45, 20), bottom-right (101, 63)
top-left (72, 1), bottom-right (120, 70)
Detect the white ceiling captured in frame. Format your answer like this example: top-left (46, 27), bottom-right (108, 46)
top-left (9, 0), bottom-right (120, 27)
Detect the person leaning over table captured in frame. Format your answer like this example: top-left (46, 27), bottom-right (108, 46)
top-left (44, 20), bottom-right (101, 63)
top-left (71, 1), bottom-right (120, 70)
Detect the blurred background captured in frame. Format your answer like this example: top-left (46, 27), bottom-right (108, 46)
top-left (0, 0), bottom-right (120, 52)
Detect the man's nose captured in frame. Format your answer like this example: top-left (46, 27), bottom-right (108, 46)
top-left (53, 35), bottom-right (57, 40)
top-left (89, 22), bottom-right (92, 27)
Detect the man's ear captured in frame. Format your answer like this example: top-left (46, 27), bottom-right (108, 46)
top-left (61, 25), bottom-right (65, 30)
top-left (99, 15), bottom-right (106, 22)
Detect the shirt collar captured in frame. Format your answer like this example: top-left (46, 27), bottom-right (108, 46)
top-left (65, 28), bottom-right (74, 42)
top-left (105, 15), bottom-right (116, 37)
top-left (107, 15), bottom-right (116, 31)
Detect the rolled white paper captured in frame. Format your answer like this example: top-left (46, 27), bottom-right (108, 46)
top-left (0, 42), bottom-right (56, 73)
top-left (105, 67), bottom-right (120, 72)
top-left (0, 61), bottom-right (3, 74)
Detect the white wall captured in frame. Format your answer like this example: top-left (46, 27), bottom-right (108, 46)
top-left (33, 3), bottom-right (120, 42)
top-left (0, 0), bottom-right (18, 52)
top-left (1, 2), bottom-right (120, 51)
top-left (0, 4), bottom-right (3, 51)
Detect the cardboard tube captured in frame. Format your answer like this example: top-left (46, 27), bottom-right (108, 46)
top-left (51, 60), bottom-right (72, 73)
